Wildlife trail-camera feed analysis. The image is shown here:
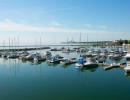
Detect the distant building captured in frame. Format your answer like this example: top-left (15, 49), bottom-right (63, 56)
top-left (114, 39), bottom-right (128, 46)
top-left (123, 44), bottom-right (130, 50)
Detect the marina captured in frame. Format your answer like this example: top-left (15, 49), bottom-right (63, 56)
top-left (0, 45), bottom-right (130, 100)
top-left (0, 0), bottom-right (130, 99)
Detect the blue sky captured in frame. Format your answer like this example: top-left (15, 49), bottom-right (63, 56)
top-left (0, 0), bottom-right (130, 45)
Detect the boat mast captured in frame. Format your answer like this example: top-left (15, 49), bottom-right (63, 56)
top-left (12, 38), bottom-right (13, 51)
top-left (79, 33), bottom-right (81, 47)
top-left (36, 38), bottom-right (37, 52)
top-left (87, 33), bottom-right (88, 42)
top-left (14, 37), bottom-right (16, 51)
top-left (67, 37), bottom-right (68, 43)
top-left (3, 40), bottom-right (5, 52)
top-left (87, 33), bottom-right (88, 46)
top-left (9, 37), bottom-right (10, 51)
top-left (18, 36), bottom-right (19, 52)
top-left (54, 34), bottom-right (55, 49)
top-left (40, 37), bottom-right (41, 50)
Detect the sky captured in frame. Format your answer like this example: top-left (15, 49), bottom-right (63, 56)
top-left (0, 0), bottom-right (130, 45)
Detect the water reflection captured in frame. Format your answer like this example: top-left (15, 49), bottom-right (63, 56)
top-left (33, 61), bottom-right (43, 65)
top-left (0, 56), bottom-right (127, 78)
top-left (0, 55), bottom-right (130, 100)
top-left (125, 72), bottom-right (130, 77)
top-left (4, 58), bottom-right (20, 77)
top-left (21, 59), bottom-right (28, 63)
top-left (59, 64), bottom-right (70, 68)
top-left (0, 58), bottom-right (45, 77)
top-left (47, 62), bottom-right (58, 67)
top-left (77, 66), bottom-right (98, 72)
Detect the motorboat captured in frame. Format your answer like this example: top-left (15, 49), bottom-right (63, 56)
top-left (34, 53), bottom-right (46, 62)
top-left (62, 48), bottom-right (70, 53)
top-left (75, 56), bottom-right (98, 67)
top-left (60, 58), bottom-right (76, 65)
top-left (24, 53), bottom-right (34, 60)
top-left (108, 53), bottom-right (114, 58)
top-left (75, 57), bottom-right (84, 67)
top-left (46, 55), bottom-right (63, 63)
top-left (96, 57), bottom-right (106, 63)
top-left (7, 51), bottom-right (18, 58)
top-left (125, 53), bottom-right (130, 60)
top-left (19, 51), bottom-right (29, 59)
top-left (83, 58), bottom-right (98, 67)
top-left (124, 63), bottom-right (130, 73)
top-left (78, 66), bottom-right (98, 72)
top-left (1, 51), bottom-right (10, 58)
top-left (60, 58), bottom-right (72, 65)
top-left (111, 53), bottom-right (122, 60)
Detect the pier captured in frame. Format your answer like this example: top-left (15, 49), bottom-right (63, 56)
top-left (0, 46), bottom-right (50, 52)
top-left (61, 41), bottom-right (112, 46)
top-left (102, 62), bottom-right (126, 71)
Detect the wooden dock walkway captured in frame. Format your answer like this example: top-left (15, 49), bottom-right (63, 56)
top-left (98, 62), bottom-right (126, 71)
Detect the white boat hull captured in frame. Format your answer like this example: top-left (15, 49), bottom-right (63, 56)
top-left (75, 63), bottom-right (83, 67)
top-left (83, 63), bottom-right (98, 67)
top-left (124, 67), bottom-right (130, 73)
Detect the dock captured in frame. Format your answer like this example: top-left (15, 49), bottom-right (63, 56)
top-left (97, 62), bottom-right (126, 71)
top-left (103, 63), bottom-right (126, 71)
top-left (0, 47), bottom-right (50, 52)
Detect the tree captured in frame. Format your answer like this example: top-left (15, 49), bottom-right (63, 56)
top-left (128, 40), bottom-right (130, 44)
top-left (119, 39), bottom-right (123, 46)
top-left (124, 40), bottom-right (128, 44)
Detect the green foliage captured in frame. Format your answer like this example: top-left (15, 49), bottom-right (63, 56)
top-left (128, 40), bottom-right (130, 44)
top-left (124, 40), bottom-right (128, 44)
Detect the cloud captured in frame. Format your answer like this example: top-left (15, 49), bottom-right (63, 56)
top-left (99, 25), bottom-right (107, 29)
top-left (4, 18), bottom-right (13, 22)
top-left (85, 24), bottom-right (107, 30)
top-left (0, 21), bottom-right (120, 35)
top-left (47, 7), bottom-right (79, 13)
top-left (85, 24), bottom-right (92, 28)
top-left (51, 21), bottom-right (61, 26)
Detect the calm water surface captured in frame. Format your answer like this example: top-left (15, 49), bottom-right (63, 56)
top-left (0, 51), bottom-right (130, 100)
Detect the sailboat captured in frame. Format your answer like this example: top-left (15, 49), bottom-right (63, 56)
top-left (7, 37), bottom-right (19, 59)
top-left (50, 35), bottom-right (57, 51)
top-left (34, 37), bottom-right (47, 62)
top-left (1, 40), bottom-right (10, 58)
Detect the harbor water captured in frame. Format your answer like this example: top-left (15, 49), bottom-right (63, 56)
top-left (0, 49), bottom-right (130, 100)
